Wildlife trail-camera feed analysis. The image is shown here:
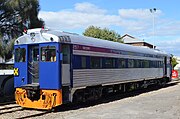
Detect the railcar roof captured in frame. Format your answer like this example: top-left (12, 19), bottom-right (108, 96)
top-left (15, 28), bottom-right (170, 57)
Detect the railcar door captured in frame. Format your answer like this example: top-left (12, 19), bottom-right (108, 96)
top-left (61, 44), bottom-right (71, 103)
top-left (39, 43), bottom-right (60, 89)
top-left (164, 57), bottom-right (167, 76)
top-left (61, 44), bottom-right (71, 86)
top-left (14, 45), bottom-right (28, 87)
top-left (28, 45), bottom-right (39, 84)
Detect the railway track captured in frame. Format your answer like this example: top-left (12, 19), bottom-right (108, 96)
top-left (0, 102), bottom-right (52, 119)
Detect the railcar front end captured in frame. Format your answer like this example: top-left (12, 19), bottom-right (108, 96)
top-left (14, 30), bottom-right (66, 109)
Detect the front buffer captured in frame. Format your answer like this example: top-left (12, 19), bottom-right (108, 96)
top-left (15, 87), bottom-right (62, 110)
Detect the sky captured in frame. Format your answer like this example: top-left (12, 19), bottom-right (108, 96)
top-left (38, 0), bottom-right (180, 56)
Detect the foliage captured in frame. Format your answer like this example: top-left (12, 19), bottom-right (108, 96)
top-left (83, 26), bottom-right (122, 43)
top-left (8, 0), bottom-right (44, 29)
top-left (0, 37), bottom-right (15, 60)
top-left (0, 0), bottom-right (44, 35)
top-left (172, 57), bottom-right (178, 69)
top-left (0, 40), bottom-right (3, 57)
top-left (0, 0), bottom-right (44, 61)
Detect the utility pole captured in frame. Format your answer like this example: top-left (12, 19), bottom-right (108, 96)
top-left (150, 8), bottom-right (156, 49)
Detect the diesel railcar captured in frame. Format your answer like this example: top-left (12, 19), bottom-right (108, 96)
top-left (14, 28), bottom-right (172, 109)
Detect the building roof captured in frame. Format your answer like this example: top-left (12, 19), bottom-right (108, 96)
top-left (121, 34), bottom-right (142, 43)
top-left (121, 34), bottom-right (154, 47)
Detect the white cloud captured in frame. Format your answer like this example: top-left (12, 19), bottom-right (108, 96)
top-left (156, 38), bottom-right (180, 56)
top-left (118, 9), bottom-right (162, 20)
top-left (156, 21), bottom-right (180, 36)
top-left (39, 7), bottom-right (151, 34)
top-left (39, 10), bottom-right (121, 30)
top-left (39, 2), bottom-right (122, 30)
top-left (39, 2), bottom-right (180, 36)
top-left (74, 2), bottom-right (107, 14)
top-left (38, 2), bottom-right (180, 56)
top-left (39, 3), bottom-right (166, 36)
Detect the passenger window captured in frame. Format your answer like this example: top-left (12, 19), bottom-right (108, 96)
top-left (144, 60), bottom-right (149, 68)
top-left (15, 48), bottom-right (26, 62)
top-left (134, 60), bottom-right (140, 68)
top-left (151, 61), bottom-right (158, 68)
top-left (90, 57), bottom-right (102, 69)
top-left (160, 61), bottom-right (163, 68)
top-left (41, 46), bottom-right (56, 62)
top-left (62, 45), bottom-right (70, 64)
top-left (118, 59), bottom-right (126, 68)
top-left (104, 58), bottom-right (115, 68)
top-left (128, 59), bottom-right (134, 68)
top-left (139, 60), bottom-right (144, 68)
top-left (81, 56), bottom-right (86, 68)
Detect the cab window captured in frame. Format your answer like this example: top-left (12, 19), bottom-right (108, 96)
top-left (15, 48), bottom-right (26, 62)
top-left (41, 46), bottom-right (56, 62)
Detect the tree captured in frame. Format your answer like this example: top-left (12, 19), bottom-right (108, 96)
top-left (83, 26), bottom-right (122, 43)
top-left (0, 0), bottom-right (44, 34)
top-left (0, 39), bottom-right (3, 58)
top-left (0, 0), bottom-right (44, 61)
top-left (172, 57), bottom-right (178, 69)
top-left (7, 0), bottom-right (44, 29)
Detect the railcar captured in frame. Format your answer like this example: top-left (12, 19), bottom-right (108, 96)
top-left (14, 28), bottom-right (172, 109)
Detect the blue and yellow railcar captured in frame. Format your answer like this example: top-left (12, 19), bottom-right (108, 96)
top-left (14, 29), bottom-right (172, 110)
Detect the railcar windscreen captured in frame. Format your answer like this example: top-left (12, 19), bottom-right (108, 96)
top-left (15, 48), bottom-right (26, 62)
top-left (41, 46), bottom-right (56, 62)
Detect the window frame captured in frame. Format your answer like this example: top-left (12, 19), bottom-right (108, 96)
top-left (41, 46), bottom-right (57, 62)
top-left (81, 56), bottom-right (87, 69)
top-left (104, 58), bottom-right (116, 68)
top-left (15, 48), bottom-right (26, 62)
top-left (90, 56), bottom-right (102, 69)
top-left (128, 59), bottom-right (134, 68)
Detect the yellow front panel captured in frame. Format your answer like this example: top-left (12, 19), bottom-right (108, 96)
top-left (15, 88), bottom-right (62, 110)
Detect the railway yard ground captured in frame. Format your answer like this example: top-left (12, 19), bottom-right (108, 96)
top-left (1, 80), bottom-right (180, 119)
